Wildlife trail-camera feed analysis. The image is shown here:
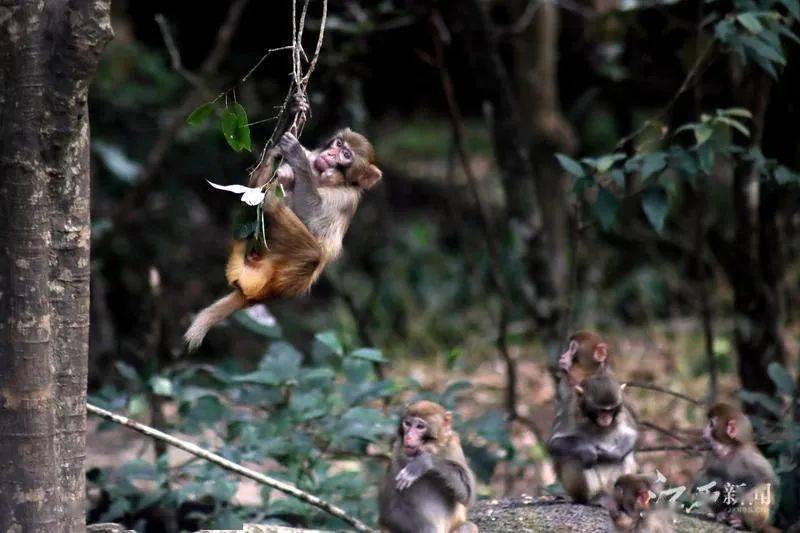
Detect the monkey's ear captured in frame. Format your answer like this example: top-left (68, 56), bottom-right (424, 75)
top-left (574, 385), bottom-right (585, 396)
top-left (593, 342), bottom-right (608, 363)
top-left (726, 419), bottom-right (739, 440)
top-left (359, 164), bottom-right (383, 190)
top-left (443, 411), bottom-right (453, 428)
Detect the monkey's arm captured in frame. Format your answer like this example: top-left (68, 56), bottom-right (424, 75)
top-left (548, 434), bottom-right (599, 467)
top-left (433, 458), bottom-right (475, 505)
top-left (595, 428), bottom-right (637, 463)
top-left (278, 132), bottom-right (321, 223)
top-left (395, 453), bottom-right (474, 505)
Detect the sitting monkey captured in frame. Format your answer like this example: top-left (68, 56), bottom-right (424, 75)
top-left (548, 371), bottom-right (638, 504)
top-left (695, 403), bottom-right (778, 533)
top-left (379, 401), bottom-right (478, 533)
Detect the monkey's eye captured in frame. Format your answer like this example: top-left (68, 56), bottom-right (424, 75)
top-left (342, 149), bottom-right (352, 161)
top-left (334, 139), bottom-right (343, 148)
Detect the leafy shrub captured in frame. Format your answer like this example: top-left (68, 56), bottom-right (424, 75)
top-left (88, 322), bottom-right (508, 531)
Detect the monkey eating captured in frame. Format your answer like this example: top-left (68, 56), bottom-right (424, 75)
top-left (695, 403), bottom-right (778, 532)
top-left (184, 129), bottom-right (382, 351)
top-left (548, 371), bottom-right (638, 504)
top-left (379, 401), bottom-right (478, 533)
top-left (608, 474), bottom-right (674, 533)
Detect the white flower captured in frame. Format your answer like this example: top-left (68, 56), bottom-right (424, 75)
top-left (206, 180), bottom-right (266, 206)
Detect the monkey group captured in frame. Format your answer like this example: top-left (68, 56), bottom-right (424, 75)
top-left (181, 123), bottom-right (779, 531)
top-left (547, 330), bottom-right (779, 533)
top-left (376, 330), bottom-right (779, 533)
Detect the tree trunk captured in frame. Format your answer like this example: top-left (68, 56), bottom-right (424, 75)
top-left (510, 0), bottom-right (576, 298)
top-left (709, 72), bottom-right (785, 399)
top-left (447, 0), bottom-right (561, 340)
top-left (0, 2), bottom-right (112, 531)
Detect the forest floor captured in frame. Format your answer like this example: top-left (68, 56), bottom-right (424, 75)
top-left (87, 320), bottom-right (799, 507)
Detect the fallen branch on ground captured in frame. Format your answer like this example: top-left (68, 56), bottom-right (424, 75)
top-left (86, 403), bottom-right (375, 533)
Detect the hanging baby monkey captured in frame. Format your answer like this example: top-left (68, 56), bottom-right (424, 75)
top-left (184, 128), bottom-right (382, 350)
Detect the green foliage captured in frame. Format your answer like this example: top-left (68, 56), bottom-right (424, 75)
top-left (563, 98), bottom-right (800, 232)
top-left (88, 324), bottom-right (506, 530)
top-left (186, 103), bottom-right (215, 126)
top-left (711, 0), bottom-right (800, 78)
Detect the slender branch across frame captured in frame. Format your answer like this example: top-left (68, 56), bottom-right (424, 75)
top-left (86, 403), bottom-right (375, 532)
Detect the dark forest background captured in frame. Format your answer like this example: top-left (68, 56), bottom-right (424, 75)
top-left (82, 0), bottom-right (800, 531)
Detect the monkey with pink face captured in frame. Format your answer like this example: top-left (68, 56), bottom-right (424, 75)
top-left (185, 128), bottom-right (382, 351)
top-left (379, 401), bottom-right (478, 533)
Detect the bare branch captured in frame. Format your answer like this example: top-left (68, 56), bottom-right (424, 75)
top-left (200, 0), bottom-right (250, 75)
top-left (639, 420), bottom-right (692, 444)
top-left (624, 381), bottom-right (703, 406)
top-left (123, 0), bottom-right (251, 198)
top-left (636, 444), bottom-right (708, 455)
top-left (86, 403), bottom-right (375, 533)
top-left (154, 15), bottom-right (204, 90)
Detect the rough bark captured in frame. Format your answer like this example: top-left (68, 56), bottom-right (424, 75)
top-left (0, 2), bottom-right (112, 532)
top-left (447, 0), bottom-right (561, 339)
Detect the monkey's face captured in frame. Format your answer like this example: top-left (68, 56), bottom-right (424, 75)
top-left (576, 374), bottom-right (624, 427)
top-left (400, 415), bottom-right (429, 457)
top-left (314, 137), bottom-right (354, 174)
top-left (615, 476), bottom-right (653, 513)
top-left (559, 332), bottom-right (608, 382)
top-left (704, 414), bottom-right (738, 457)
top-left (586, 403), bottom-right (621, 428)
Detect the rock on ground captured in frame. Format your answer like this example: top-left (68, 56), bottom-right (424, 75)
top-left (470, 497), bottom-right (738, 533)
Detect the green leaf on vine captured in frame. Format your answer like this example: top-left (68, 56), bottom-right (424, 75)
top-left (186, 102), bottom-right (215, 125)
top-left (555, 153), bottom-right (584, 177)
top-left (641, 185), bottom-right (668, 232)
top-left (594, 186), bottom-right (619, 231)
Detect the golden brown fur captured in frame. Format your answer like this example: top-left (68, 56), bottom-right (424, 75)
top-left (184, 129), bottom-right (380, 350)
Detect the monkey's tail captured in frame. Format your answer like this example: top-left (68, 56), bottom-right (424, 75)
top-left (184, 291), bottom-right (248, 352)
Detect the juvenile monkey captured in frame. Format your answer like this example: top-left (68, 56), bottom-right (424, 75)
top-left (551, 331), bottom-right (613, 466)
top-left (558, 330), bottom-right (610, 386)
top-left (184, 129), bottom-right (382, 350)
top-left (548, 372), bottom-right (638, 504)
top-left (696, 403), bottom-right (778, 532)
top-left (609, 474), bottom-right (674, 533)
top-left (379, 401), bottom-right (478, 533)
